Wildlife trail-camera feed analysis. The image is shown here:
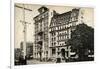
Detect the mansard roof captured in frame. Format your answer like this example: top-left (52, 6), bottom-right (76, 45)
top-left (50, 11), bottom-right (71, 27)
top-left (50, 8), bottom-right (80, 27)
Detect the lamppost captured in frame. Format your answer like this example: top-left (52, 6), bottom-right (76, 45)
top-left (15, 4), bottom-right (32, 60)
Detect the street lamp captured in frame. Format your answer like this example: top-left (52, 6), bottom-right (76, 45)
top-left (15, 4), bottom-right (32, 60)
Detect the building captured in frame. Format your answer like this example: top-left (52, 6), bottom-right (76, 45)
top-left (49, 8), bottom-right (84, 62)
top-left (15, 48), bottom-right (22, 60)
top-left (33, 6), bottom-right (52, 61)
top-left (20, 42), bottom-right (33, 59)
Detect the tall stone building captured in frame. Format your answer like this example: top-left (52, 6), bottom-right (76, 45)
top-left (33, 6), bottom-right (52, 61)
top-left (49, 8), bottom-right (84, 62)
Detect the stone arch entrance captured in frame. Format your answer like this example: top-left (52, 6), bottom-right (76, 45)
top-left (61, 48), bottom-right (65, 57)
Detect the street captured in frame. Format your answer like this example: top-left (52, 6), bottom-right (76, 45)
top-left (27, 59), bottom-right (55, 65)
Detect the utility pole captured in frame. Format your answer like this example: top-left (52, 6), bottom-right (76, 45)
top-left (15, 4), bottom-right (32, 59)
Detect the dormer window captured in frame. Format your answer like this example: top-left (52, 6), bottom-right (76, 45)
top-left (38, 6), bottom-right (49, 14)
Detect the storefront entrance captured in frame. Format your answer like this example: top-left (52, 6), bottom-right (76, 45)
top-left (61, 48), bottom-right (65, 57)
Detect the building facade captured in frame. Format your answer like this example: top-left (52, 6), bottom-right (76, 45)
top-left (33, 6), bottom-right (84, 62)
top-left (49, 8), bottom-right (84, 62)
top-left (33, 6), bottom-right (52, 61)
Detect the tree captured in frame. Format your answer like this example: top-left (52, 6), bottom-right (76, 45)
top-left (67, 23), bottom-right (94, 61)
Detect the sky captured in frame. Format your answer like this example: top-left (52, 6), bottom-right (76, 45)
top-left (15, 3), bottom-right (94, 48)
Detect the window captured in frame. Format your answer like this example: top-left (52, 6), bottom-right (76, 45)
top-left (46, 51), bottom-right (48, 54)
top-left (52, 38), bottom-right (53, 41)
top-left (54, 42), bottom-right (56, 46)
top-left (52, 48), bottom-right (56, 55)
top-left (54, 32), bottom-right (56, 35)
top-left (52, 43), bottom-right (53, 46)
top-left (54, 37), bottom-right (56, 41)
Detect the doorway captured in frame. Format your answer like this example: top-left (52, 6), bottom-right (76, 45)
top-left (61, 48), bottom-right (65, 57)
